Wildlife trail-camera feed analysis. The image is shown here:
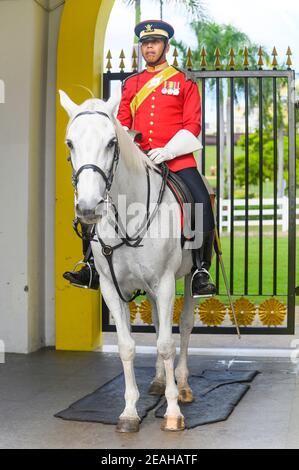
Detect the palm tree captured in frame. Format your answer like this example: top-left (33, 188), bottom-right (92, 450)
top-left (158, 0), bottom-right (207, 20)
top-left (124, 0), bottom-right (207, 28)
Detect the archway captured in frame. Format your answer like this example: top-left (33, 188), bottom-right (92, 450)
top-left (56, 0), bottom-right (114, 350)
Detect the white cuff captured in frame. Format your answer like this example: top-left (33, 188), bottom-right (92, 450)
top-left (165, 129), bottom-right (203, 157)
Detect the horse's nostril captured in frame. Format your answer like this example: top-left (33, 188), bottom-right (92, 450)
top-left (82, 209), bottom-right (95, 217)
top-left (76, 202), bottom-right (96, 216)
top-left (76, 197), bottom-right (103, 215)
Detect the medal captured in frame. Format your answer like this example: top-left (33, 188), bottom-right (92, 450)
top-left (173, 82), bottom-right (180, 96)
top-left (161, 81), bottom-right (168, 94)
top-left (167, 81), bottom-right (174, 95)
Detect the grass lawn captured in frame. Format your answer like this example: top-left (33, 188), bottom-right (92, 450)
top-left (196, 145), bottom-right (280, 198)
top-left (175, 231), bottom-right (299, 306)
top-left (134, 144), bottom-right (298, 308)
top-left (185, 143), bottom-right (298, 305)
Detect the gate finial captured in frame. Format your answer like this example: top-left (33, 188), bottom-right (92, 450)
top-left (200, 47), bottom-right (207, 70)
top-left (228, 48), bottom-right (236, 70)
top-left (172, 47), bottom-right (179, 67)
top-left (132, 47), bottom-right (138, 71)
top-left (119, 49), bottom-right (125, 72)
top-left (258, 46), bottom-right (264, 69)
top-left (286, 46), bottom-right (292, 69)
top-left (271, 47), bottom-right (278, 69)
top-left (243, 47), bottom-right (249, 69)
top-left (186, 47), bottom-right (193, 70)
top-left (106, 50), bottom-right (112, 72)
top-left (214, 48), bottom-right (222, 70)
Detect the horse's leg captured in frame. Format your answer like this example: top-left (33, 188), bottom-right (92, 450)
top-left (156, 274), bottom-right (184, 432)
top-left (100, 276), bottom-right (140, 433)
top-left (147, 294), bottom-right (166, 396)
top-left (175, 273), bottom-right (197, 403)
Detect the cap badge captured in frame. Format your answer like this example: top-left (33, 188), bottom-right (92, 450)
top-left (145, 24), bottom-right (155, 32)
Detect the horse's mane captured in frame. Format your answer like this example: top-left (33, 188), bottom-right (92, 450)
top-left (67, 98), bottom-right (157, 174)
top-left (113, 117), bottom-right (157, 173)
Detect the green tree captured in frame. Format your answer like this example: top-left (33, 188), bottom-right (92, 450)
top-left (235, 130), bottom-right (299, 190)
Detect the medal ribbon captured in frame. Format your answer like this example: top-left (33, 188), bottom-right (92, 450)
top-left (130, 66), bottom-right (180, 117)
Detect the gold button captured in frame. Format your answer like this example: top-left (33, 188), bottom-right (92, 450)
top-left (150, 112), bottom-right (154, 116)
top-left (150, 121), bottom-right (154, 125)
top-left (151, 105), bottom-right (155, 109)
top-left (149, 138), bottom-right (153, 142)
top-left (152, 97), bottom-right (155, 100)
top-left (149, 130), bottom-right (153, 134)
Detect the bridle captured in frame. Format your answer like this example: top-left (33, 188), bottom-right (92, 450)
top-left (69, 111), bottom-right (120, 196)
top-left (66, 109), bottom-right (169, 302)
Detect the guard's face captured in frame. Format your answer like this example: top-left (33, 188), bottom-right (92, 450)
top-left (141, 38), bottom-right (169, 64)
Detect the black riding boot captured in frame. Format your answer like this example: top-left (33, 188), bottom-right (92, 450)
top-left (63, 224), bottom-right (100, 290)
top-left (190, 229), bottom-right (216, 298)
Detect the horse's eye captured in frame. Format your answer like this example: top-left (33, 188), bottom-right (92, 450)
top-left (107, 139), bottom-right (116, 149)
top-left (66, 140), bottom-right (73, 150)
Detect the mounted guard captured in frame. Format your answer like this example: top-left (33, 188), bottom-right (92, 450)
top-left (63, 19), bottom-right (217, 299)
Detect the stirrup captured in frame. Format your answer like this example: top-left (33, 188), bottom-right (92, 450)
top-left (70, 260), bottom-right (93, 289)
top-left (190, 267), bottom-right (216, 299)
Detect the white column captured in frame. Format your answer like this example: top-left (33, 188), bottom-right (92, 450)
top-left (0, 0), bottom-right (62, 352)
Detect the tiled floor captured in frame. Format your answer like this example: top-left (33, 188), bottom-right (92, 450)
top-left (1, 348), bottom-right (299, 449)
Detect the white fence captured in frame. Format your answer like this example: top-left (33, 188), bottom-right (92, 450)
top-left (219, 197), bottom-right (299, 233)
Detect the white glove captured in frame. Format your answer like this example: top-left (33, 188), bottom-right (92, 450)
top-left (148, 129), bottom-right (203, 164)
top-left (148, 147), bottom-right (175, 164)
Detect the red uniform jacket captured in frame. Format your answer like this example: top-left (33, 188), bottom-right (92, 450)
top-left (117, 63), bottom-right (201, 172)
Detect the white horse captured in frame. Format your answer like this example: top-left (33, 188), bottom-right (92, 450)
top-left (59, 90), bottom-right (199, 433)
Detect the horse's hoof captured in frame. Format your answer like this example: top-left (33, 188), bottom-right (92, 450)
top-left (116, 418), bottom-right (140, 433)
top-left (148, 381), bottom-right (166, 396)
top-left (161, 415), bottom-right (185, 432)
top-left (178, 388), bottom-right (194, 403)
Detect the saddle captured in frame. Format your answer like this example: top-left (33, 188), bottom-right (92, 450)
top-left (166, 170), bottom-right (216, 248)
top-left (166, 171), bottom-right (195, 247)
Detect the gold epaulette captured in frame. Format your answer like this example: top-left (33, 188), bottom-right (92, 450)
top-left (171, 66), bottom-right (196, 83)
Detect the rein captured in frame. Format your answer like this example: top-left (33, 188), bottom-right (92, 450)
top-left (68, 110), bottom-right (169, 303)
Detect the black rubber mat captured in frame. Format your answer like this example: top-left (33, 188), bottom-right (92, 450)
top-left (55, 367), bottom-right (259, 428)
top-left (55, 367), bottom-right (160, 425)
top-left (156, 369), bottom-right (259, 428)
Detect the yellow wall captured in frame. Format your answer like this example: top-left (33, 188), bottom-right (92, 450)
top-left (56, 0), bottom-right (114, 350)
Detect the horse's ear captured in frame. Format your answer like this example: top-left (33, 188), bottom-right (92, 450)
top-left (106, 93), bottom-right (120, 117)
top-left (58, 89), bottom-right (78, 117)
